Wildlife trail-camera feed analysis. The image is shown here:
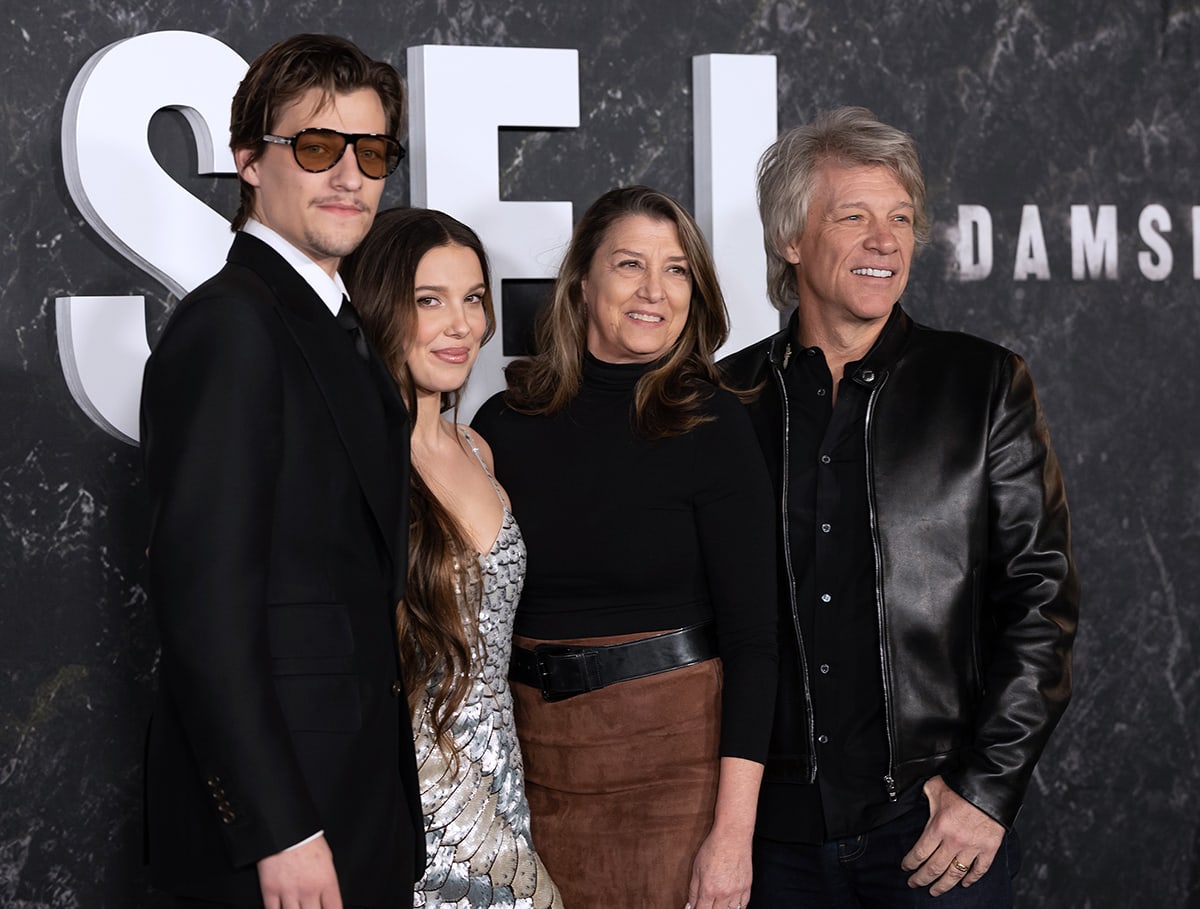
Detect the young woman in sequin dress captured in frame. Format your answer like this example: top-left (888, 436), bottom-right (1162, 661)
top-left (343, 208), bottom-right (561, 909)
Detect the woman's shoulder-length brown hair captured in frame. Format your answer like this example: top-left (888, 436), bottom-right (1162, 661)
top-left (504, 184), bottom-right (731, 439)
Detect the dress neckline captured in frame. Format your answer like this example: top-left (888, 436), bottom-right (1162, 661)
top-left (459, 426), bottom-right (513, 556)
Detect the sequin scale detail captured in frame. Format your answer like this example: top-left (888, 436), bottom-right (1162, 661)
top-left (412, 439), bottom-right (562, 909)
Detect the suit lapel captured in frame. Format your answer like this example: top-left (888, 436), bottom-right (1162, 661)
top-left (228, 235), bottom-right (409, 592)
top-left (363, 343), bottom-right (412, 601)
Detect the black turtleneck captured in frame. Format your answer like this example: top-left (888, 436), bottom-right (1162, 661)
top-left (472, 354), bottom-right (778, 761)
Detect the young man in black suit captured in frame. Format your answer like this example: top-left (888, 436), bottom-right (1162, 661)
top-left (140, 34), bottom-right (422, 907)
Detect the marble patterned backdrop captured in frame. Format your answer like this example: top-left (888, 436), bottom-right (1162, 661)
top-left (3, 0), bottom-right (1199, 905)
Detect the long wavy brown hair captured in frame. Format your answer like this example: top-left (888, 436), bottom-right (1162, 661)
top-left (342, 207), bottom-right (496, 750)
top-left (503, 185), bottom-right (732, 438)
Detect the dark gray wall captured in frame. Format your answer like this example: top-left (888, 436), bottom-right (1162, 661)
top-left (3, 1), bottom-right (1198, 905)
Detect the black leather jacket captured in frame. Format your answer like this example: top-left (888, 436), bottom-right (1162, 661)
top-left (720, 305), bottom-right (1078, 828)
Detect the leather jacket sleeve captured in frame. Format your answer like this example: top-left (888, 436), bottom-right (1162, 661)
top-left (941, 352), bottom-right (1079, 826)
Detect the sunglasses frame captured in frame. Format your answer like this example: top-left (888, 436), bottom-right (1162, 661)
top-left (261, 128), bottom-right (406, 179)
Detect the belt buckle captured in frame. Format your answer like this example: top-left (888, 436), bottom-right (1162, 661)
top-left (533, 644), bottom-right (601, 702)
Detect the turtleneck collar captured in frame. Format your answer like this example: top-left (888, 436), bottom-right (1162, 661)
top-left (582, 351), bottom-right (655, 392)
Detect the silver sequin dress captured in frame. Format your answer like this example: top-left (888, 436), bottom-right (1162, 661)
top-left (412, 432), bottom-right (562, 909)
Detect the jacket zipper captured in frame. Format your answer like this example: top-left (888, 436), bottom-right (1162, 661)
top-left (772, 350), bottom-right (817, 783)
top-left (863, 374), bottom-right (899, 802)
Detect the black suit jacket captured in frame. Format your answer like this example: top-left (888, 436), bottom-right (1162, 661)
top-left (140, 233), bottom-right (424, 905)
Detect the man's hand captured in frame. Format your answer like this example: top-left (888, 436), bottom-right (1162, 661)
top-left (900, 775), bottom-right (1006, 896)
top-left (257, 834), bottom-right (343, 909)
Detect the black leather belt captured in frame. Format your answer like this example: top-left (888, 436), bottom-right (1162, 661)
top-left (509, 623), bottom-right (717, 702)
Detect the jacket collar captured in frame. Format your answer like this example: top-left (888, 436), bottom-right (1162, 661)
top-left (765, 312), bottom-right (795, 369)
top-left (226, 232), bottom-right (330, 324)
top-left (847, 304), bottom-right (912, 388)
top-left (240, 220), bottom-right (347, 316)
top-left (773, 303), bottom-right (913, 387)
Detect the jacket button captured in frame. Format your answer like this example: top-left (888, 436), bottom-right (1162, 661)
top-left (391, 680), bottom-right (404, 698)
top-left (861, 369), bottom-right (876, 382)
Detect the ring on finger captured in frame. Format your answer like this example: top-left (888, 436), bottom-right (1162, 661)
top-left (951, 859), bottom-right (971, 874)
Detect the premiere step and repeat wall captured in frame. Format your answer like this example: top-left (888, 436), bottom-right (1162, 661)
top-left (3, 2), bottom-right (1198, 905)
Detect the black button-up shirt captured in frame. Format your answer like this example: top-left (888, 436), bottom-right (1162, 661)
top-left (757, 318), bottom-right (920, 844)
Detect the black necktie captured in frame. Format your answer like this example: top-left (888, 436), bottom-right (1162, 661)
top-left (336, 296), bottom-right (369, 361)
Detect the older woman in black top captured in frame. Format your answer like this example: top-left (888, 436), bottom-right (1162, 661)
top-left (472, 186), bottom-right (776, 909)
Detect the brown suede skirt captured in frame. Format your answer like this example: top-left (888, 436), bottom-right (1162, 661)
top-left (512, 631), bottom-right (722, 909)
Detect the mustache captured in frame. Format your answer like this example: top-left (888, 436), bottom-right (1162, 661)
top-left (310, 196), bottom-right (369, 212)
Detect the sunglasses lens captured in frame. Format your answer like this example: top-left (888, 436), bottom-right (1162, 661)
top-left (286, 130), bottom-right (400, 178)
top-left (353, 136), bottom-right (397, 179)
top-left (293, 130), bottom-right (346, 172)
